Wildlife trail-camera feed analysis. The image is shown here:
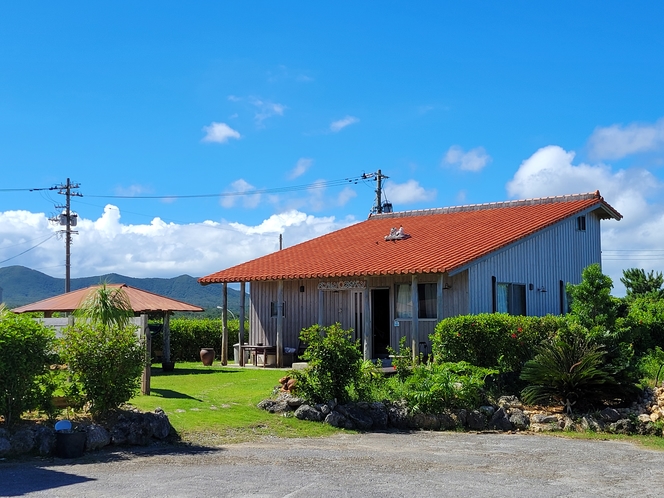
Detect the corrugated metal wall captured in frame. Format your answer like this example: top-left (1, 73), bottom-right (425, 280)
top-left (467, 211), bottom-right (602, 315)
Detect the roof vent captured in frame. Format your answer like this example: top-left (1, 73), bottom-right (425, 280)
top-left (385, 225), bottom-right (410, 241)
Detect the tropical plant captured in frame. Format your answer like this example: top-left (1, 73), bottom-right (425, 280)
top-left (74, 282), bottom-right (134, 329)
top-left (621, 268), bottom-right (664, 300)
top-left (520, 334), bottom-right (617, 410)
top-left (289, 323), bottom-right (363, 404)
top-left (0, 306), bottom-right (56, 425)
top-left (387, 336), bottom-right (414, 382)
top-left (637, 347), bottom-right (664, 387)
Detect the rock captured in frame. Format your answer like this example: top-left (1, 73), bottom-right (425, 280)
top-left (341, 404), bottom-right (374, 430)
top-left (451, 409), bottom-right (467, 427)
top-left (324, 411), bottom-right (349, 428)
top-left (10, 429), bottom-right (35, 455)
top-left (579, 416), bottom-right (604, 432)
top-left (438, 412), bottom-right (457, 430)
top-left (367, 403), bottom-right (388, 430)
top-left (294, 404), bottom-right (324, 422)
top-left (148, 410), bottom-right (172, 440)
top-left (508, 409), bottom-right (529, 430)
top-left (650, 412), bottom-right (661, 422)
top-left (412, 413), bottom-right (440, 430)
top-left (599, 408), bottom-right (621, 423)
top-left (638, 414), bottom-right (652, 424)
top-left (530, 423), bottom-right (556, 433)
top-left (286, 397), bottom-right (304, 408)
top-left (607, 419), bottom-right (634, 435)
top-left (317, 404), bottom-right (331, 416)
top-left (479, 405), bottom-right (495, 418)
top-left (489, 407), bottom-right (512, 432)
top-left (467, 410), bottom-right (487, 430)
top-left (387, 403), bottom-right (410, 429)
top-left (530, 414), bottom-right (558, 424)
top-left (85, 424), bottom-right (111, 451)
top-left (257, 399), bottom-right (277, 411)
top-left (34, 426), bottom-right (56, 456)
top-left (559, 416), bottom-right (574, 431)
top-left (497, 396), bottom-right (522, 410)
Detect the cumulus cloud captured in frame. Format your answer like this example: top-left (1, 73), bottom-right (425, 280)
top-left (443, 146), bottom-right (492, 172)
top-left (0, 206), bottom-right (354, 279)
top-left (588, 118), bottom-right (664, 160)
top-left (289, 158), bottom-right (313, 179)
top-left (506, 144), bottom-right (664, 295)
top-left (201, 122), bottom-right (241, 144)
top-left (330, 116), bottom-right (359, 133)
top-left (384, 180), bottom-right (436, 206)
top-left (220, 179), bottom-right (261, 209)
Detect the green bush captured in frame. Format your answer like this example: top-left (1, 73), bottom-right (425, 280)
top-left (621, 297), bottom-right (664, 356)
top-left (637, 347), bottom-right (664, 387)
top-left (386, 362), bottom-right (495, 413)
top-left (290, 323), bottom-right (364, 404)
top-left (151, 318), bottom-right (248, 362)
top-left (0, 308), bottom-right (55, 425)
top-left (520, 333), bottom-right (618, 410)
top-left (62, 322), bottom-right (145, 418)
top-left (430, 314), bottom-right (563, 375)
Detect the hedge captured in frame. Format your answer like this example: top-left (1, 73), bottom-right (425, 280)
top-left (431, 313), bottom-right (567, 374)
top-left (150, 318), bottom-right (249, 362)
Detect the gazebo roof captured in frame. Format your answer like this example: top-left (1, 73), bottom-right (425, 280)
top-left (12, 284), bottom-right (204, 314)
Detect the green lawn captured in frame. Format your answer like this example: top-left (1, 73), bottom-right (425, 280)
top-left (129, 362), bottom-right (342, 445)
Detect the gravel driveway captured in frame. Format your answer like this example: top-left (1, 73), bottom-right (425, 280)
top-left (1, 431), bottom-right (663, 497)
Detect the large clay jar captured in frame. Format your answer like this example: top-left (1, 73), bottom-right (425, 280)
top-left (200, 348), bottom-right (215, 366)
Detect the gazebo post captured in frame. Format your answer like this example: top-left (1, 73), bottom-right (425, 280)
top-left (221, 283), bottom-right (228, 366)
top-left (163, 311), bottom-right (171, 365)
top-left (140, 313), bottom-right (151, 395)
top-left (239, 282), bottom-right (245, 366)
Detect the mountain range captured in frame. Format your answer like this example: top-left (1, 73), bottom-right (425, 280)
top-left (0, 265), bottom-right (245, 316)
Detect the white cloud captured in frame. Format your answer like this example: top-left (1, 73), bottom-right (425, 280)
top-left (506, 144), bottom-right (664, 296)
top-left (443, 145), bottom-right (492, 172)
top-left (0, 206), bottom-right (353, 280)
top-left (249, 97), bottom-right (286, 126)
top-left (289, 158), bottom-right (313, 179)
top-left (220, 179), bottom-right (261, 209)
top-left (336, 187), bottom-right (357, 207)
top-left (384, 180), bottom-right (436, 205)
top-left (588, 118), bottom-right (664, 160)
top-left (201, 122), bottom-right (241, 144)
top-left (330, 116), bottom-right (359, 133)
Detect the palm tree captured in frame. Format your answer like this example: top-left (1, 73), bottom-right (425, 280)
top-left (74, 283), bottom-right (134, 329)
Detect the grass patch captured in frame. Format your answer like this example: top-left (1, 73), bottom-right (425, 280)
top-left (129, 362), bottom-right (342, 445)
top-left (546, 430), bottom-right (664, 451)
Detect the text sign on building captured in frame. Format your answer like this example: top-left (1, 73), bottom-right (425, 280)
top-left (318, 280), bottom-right (367, 291)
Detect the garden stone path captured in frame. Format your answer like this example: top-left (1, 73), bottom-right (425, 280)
top-left (1, 431), bottom-right (663, 497)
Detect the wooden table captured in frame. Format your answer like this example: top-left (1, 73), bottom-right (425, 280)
top-left (240, 344), bottom-right (277, 367)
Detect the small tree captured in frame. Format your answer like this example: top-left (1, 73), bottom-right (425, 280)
top-left (0, 306), bottom-right (55, 425)
top-left (567, 263), bottom-right (617, 332)
top-left (621, 268), bottom-right (664, 300)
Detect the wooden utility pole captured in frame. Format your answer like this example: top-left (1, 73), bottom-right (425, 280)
top-left (51, 178), bottom-right (81, 293)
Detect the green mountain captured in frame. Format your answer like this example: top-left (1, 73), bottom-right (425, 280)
top-left (0, 265), bottom-right (245, 316)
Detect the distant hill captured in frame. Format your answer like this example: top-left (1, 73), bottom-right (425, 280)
top-left (0, 265), bottom-right (246, 316)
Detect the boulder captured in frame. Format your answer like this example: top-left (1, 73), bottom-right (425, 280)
top-left (85, 424), bottom-right (111, 451)
top-left (467, 410), bottom-right (487, 430)
top-left (387, 403), bottom-right (410, 429)
top-left (508, 409), bottom-right (529, 430)
top-left (412, 413), bottom-right (440, 431)
top-left (294, 404), bottom-right (324, 422)
top-left (147, 409), bottom-right (172, 440)
top-left (438, 412), bottom-right (457, 430)
top-left (339, 404), bottom-right (374, 430)
top-left (479, 405), bottom-right (495, 418)
top-left (324, 411), bottom-right (349, 428)
top-left (497, 395), bottom-right (523, 410)
top-left (10, 429), bottom-right (35, 455)
top-left (367, 403), bottom-right (388, 430)
top-left (599, 408), bottom-right (621, 423)
top-left (33, 426), bottom-right (56, 456)
top-left (488, 407), bottom-right (512, 432)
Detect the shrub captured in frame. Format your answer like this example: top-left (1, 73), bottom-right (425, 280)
top-left (0, 308), bottom-right (55, 425)
top-left (386, 362), bottom-right (495, 413)
top-left (520, 334), bottom-right (618, 410)
top-left (62, 322), bottom-right (145, 418)
top-left (430, 313), bottom-right (562, 375)
top-left (151, 318), bottom-right (248, 362)
top-left (637, 347), bottom-right (664, 387)
top-left (290, 323), bottom-right (363, 404)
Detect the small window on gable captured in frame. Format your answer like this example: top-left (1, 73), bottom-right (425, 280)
top-left (270, 301), bottom-right (285, 317)
top-left (577, 215), bottom-right (586, 231)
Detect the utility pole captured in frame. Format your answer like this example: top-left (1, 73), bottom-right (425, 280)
top-left (50, 178), bottom-right (82, 293)
top-left (364, 170), bottom-right (391, 215)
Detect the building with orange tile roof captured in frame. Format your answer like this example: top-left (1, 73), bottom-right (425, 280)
top-left (199, 191), bottom-right (621, 365)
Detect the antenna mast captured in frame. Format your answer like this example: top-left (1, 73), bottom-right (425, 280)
top-left (50, 178), bottom-right (82, 293)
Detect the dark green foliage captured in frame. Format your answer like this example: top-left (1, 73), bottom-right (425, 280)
top-left (621, 268), bottom-right (664, 300)
top-left (151, 318), bottom-right (248, 362)
top-left (430, 313), bottom-right (562, 375)
top-left (520, 334), bottom-right (618, 410)
top-left (290, 323), bottom-right (363, 404)
top-left (62, 322), bottom-right (145, 418)
top-left (620, 296), bottom-right (664, 356)
top-left (0, 308), bottom-right (55, 425)
top-left (637, 347), bottom-right (664, 386)
top-left (387, 362), bottom-right (495, 413)
top-left (74, 283), bottom-right (134, 329)
top-left (567, 263), bottom-right (618, 331)
top-left (386, 336), bottom-right (414, 382)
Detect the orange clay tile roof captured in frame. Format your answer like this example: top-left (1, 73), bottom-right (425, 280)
top-left (198, 191), bottom-right (621, 284)
top-left (12, 284), bottom-right (204, 314)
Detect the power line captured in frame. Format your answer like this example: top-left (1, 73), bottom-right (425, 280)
top-left (0, 233), bottom-right (57, 265)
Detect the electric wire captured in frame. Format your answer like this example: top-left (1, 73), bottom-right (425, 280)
top-left (0, 233), bottom-right (57, 265)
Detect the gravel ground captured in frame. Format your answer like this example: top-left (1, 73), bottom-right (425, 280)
top-left (1, 431), bottom-right (664, 497)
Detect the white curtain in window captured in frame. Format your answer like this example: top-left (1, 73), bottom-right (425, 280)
top-left (396, 284), bottom-right (412, 318)
top-left (497, 283), bottom-right (509, 313)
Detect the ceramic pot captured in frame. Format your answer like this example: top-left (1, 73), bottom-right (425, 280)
top-left (161, 361), bottom-right (176, 372)
top-left (200, 348), bottom-right (215, 366)
top-left (55, 431), bottom-right (86, 458)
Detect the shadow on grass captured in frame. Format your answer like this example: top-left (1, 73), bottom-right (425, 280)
top-left (151, 367), bottom-right (242, 377)
top-left (150, 388), bottom-right (202, 401)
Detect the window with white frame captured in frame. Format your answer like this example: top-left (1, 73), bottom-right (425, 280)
top-left (395, 283), bottom-right (437, 319)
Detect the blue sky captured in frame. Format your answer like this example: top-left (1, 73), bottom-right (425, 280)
top-left (1, 2), bottom-right (663, 293)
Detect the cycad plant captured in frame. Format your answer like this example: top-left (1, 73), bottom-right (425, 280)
top-left (520, 335), bottom-right (616, 411)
